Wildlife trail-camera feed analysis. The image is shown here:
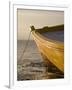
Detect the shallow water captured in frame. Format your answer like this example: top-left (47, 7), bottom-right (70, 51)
top-left (42, 30), bottom-right (64, 42)
top-left (17, 40), bottom-right (64, 80)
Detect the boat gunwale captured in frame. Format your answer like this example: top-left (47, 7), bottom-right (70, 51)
top-left (31, 24), bottom-right (64, 50)
top-left (35, 24), bottom-right (64, 33)
top-left (32, 31), bottom-right (64, 51)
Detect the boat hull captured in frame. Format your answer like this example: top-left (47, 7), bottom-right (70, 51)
top-left (31, 25), bottom-right (64, 73)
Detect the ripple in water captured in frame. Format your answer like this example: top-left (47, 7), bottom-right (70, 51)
top-left (17, 40), bottom-right (64, 81)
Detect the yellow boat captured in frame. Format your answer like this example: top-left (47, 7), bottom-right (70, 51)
top-left (31, 25), bottom-right (64, 73)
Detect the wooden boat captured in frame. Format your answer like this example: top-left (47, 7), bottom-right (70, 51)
top-left (31, 25), bottom-right (64, 73)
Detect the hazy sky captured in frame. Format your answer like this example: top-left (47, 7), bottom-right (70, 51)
top-left (17, 9), bottom-right (64, 40)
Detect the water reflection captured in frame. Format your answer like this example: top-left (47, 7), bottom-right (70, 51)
top-left (17, 40), bottom-right (64, 81)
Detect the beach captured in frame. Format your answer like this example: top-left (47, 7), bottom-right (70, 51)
top-left (17, 40), bottom-right (64, 80)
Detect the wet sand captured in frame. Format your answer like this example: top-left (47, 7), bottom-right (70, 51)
top-left (17, 40), bottom-right (64, 81)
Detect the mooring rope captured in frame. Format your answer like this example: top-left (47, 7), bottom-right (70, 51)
top-left (19, 31), bottom-right (31, 61)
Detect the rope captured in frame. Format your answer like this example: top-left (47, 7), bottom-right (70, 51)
top-left (19, 31), bottom-right (31, 61)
